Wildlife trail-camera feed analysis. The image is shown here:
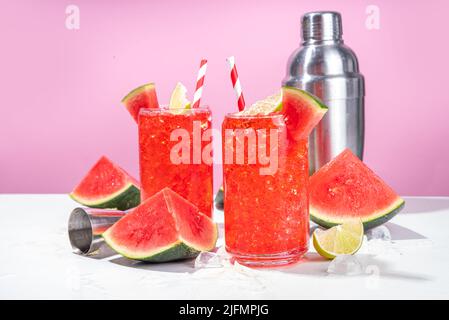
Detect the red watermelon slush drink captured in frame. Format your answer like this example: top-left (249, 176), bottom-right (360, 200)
top-left (222, 113), bottom-right (309, 266)
top-left (138, 107), bottom-right (213, 217)
top-left (222, 85), bottom-right (328, 267)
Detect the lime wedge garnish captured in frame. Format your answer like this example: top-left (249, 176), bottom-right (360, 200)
top-left (239, 91), bottom-right (282, 115)
top-left (169, 82), bottom-right (191, 113)
top-left (313, 220), bottom-right (364, 260)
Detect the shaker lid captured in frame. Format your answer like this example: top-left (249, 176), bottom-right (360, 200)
top-left (302, 11), bottom-right (343, 42)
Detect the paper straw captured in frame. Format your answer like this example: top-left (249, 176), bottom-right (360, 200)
top-left (192, 59), bottom-right (208, 108)
top-left (226, 56), bottom-right (246, 111)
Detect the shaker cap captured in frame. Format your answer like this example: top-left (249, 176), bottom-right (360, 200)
top-left (302, 11), bottom-right (342, 42)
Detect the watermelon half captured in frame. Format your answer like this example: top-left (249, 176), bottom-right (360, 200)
top-left (103, 187), bottom-right (217, 262)
top-left (309, 149), bottom-right (405, 230)
top-left (70, 156), bottom-right (140, 211)
top-left (121, 83), bottom-right (159, 122)
top-left (281, 86), bottom-right (328, 140)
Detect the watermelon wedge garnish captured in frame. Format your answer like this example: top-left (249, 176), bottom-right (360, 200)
top-left (70, 156), bottom-right (140, 211)
top-left (281, 86), bottom-right (328, 140)
top-left (121, 83), bottom-right (159, 122)
top-left (103, 188), bottom-right (217, 262)
top-left (309, 149), bottom-right (405, 230)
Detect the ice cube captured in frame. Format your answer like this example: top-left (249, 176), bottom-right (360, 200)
top-left (366, 225), bottom-right (391, 241)
top-left (194, 251), bottom-right (225, 269)
top-left (327, 255), bottom-right (363, 276)
top-left (216, 246), bottom-right (231, 260)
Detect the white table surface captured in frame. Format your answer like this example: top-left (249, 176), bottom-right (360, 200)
top-left (1, 194), bottom-right (449, 300)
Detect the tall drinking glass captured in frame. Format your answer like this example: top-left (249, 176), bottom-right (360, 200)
top-left (222, 113), bottom-right (309, 266)
top-left (138, 107), bottom-right (213, 217)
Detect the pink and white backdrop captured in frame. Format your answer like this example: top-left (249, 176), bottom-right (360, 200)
top-left (0, 0), bottom-right (448, 196)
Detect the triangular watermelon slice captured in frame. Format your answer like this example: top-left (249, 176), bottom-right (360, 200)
top-left (70, 156), bottom-right (140, 211)
top-left (281, 86), bottom-right (328, 140)
top-left (103, 188), bottom-right (217, 262)
top-left (309, 149), bottom-right (405, 230)
top-left (121, 83), bottom-right (159, 122)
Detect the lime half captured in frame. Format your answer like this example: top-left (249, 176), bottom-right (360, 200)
top-left (169, 82), bottom-right (191, 113)
top-left (239, 91), bottom-right (282, 115)
top-left (313, 220), bottom-right (364, 260)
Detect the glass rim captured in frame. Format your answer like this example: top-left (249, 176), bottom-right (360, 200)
top-left (139, 105), bottom-right (211, 114)
top-left (224, 112), bottom-right (284, 119)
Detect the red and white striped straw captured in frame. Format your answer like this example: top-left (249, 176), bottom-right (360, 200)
top-left (226, 56), bottom-right (246, 111)
top-left (192, 59), bottom-right (208, 108)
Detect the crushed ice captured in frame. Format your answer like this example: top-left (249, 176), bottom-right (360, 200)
top-left (194, 246), bottom-right (231, 269)
top-left (194, 252), bottom-right (225, 269)
top-left (193, 246), bottom-right (267, 292)
top-left (366, 225), bottom-right (392, 241)
top-left (327, 255), bottom-right (364, 276)
top-left (360, 225), bottom-right (400, 256)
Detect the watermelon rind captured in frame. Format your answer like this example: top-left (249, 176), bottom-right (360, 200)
top-left (121, 82), bottom-right (155, 103)
top-left (103, 229), bottom-right (218, 262)
top-left (144, 242), bottom-right (200, 263)
top-left (310, 198), bottom-right (405, 230)
top-left (214, 185), bottom-right (224, 210)
top-left (70, 183), bottom-right (140, 211)
top-left (102, 234), bottom-right (217, 263)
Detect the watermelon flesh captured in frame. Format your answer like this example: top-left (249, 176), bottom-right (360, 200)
top-left (70, 156), bottom-right (140, 211)
top-left (103, 187), bottom-right (217, 262)
top-left (281, 86), bottom-right (328, 140)
top-left (121, 83), bottom-right (159, 122)
top-left (309, 149), bottom-right (405, 230)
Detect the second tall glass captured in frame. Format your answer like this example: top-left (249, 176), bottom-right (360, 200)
top-left (222, 113), bottom-right (309, 266)
top-left (138, 107), bottom-right (213, 217)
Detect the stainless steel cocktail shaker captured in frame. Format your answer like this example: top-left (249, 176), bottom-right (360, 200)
top-left (283, 11), bottom-right (365, 174)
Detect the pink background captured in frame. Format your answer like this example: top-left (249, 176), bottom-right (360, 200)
top-left (0, 0), bottom-right (448, 196)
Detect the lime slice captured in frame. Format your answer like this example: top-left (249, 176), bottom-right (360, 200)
top-left (313, 220), bottom-right (364, 260)
top-left (169, 82), bottom-right (191, 113)
top-left (239, 91), bottom-right (282, 115)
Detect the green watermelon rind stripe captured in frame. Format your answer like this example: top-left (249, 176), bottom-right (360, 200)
top-left (103, 223), bottom-right (218, 262)
top-left (121, 82), bottom-right (155, 103)
top-left (70, 183), bottom-right (140, 211)
top-left (102, 237), bottom-right (199, 262)
top-left (143, 242), bottom-right (200, 262)
top-left (282, 86), bottom-right (329, 111)
top-left (310, 198), bottom-right (405, 230)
